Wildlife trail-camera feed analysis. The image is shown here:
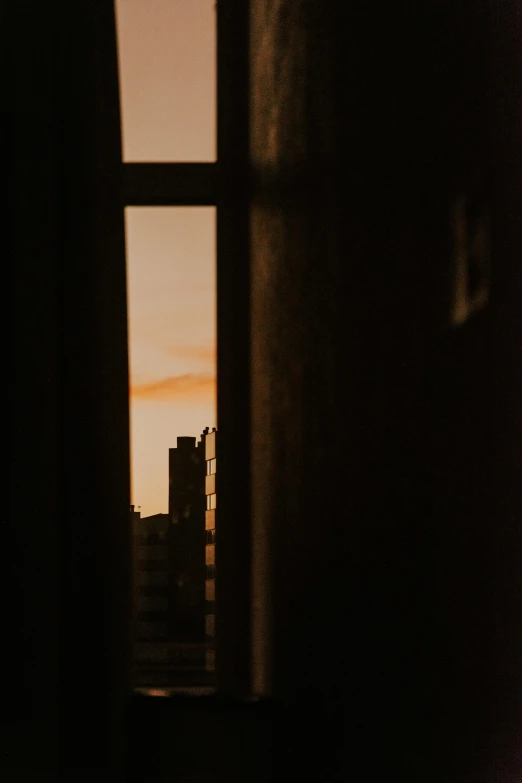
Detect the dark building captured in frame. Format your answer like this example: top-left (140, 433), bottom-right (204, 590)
top-left (131, 507), bottom-right (171, 673)
top-left (204, 428), bottom-right (217, 672)
top-left (168, 435), bottom-right (206, 643)
top-left (132, 510), bottom-right (171, 642)
top-left (130, 434), bottom-right (213, 684)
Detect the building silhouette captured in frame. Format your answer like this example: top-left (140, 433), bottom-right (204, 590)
top-left (168, 435), bottom-right (207, 645)
top-left (204, 428), bottom-right (217, 671)
top-left (131, 432), bottom-right (212, 683)
top-left (131, 507), bottom-right (171, 674)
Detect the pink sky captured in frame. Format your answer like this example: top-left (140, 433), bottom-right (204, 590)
top-left (116, 1), bottom-right (217, 516)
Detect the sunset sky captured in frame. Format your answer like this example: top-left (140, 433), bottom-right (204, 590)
top-left (115, 0), bottom-right (217, 517)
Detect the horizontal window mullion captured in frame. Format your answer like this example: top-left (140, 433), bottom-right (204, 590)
top-left (123, 162), bottom-right (218, 206)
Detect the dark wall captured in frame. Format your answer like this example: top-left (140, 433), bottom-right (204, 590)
top-left (251, 2), bottom-right (521, 781)
top-left (7, 0), bottom-right (130, 775)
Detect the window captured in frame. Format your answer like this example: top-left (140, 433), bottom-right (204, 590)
top-left (116, 0), bottom-right (251, 697)
top-left (205, 613), bottom-right (216, 638)
top-left (116, 0), bottom-right (216, 163)
top-left (117, 1), bottom-right (217, 690)
top-left (137, 571), bottom-right (169, 587)
top-left (143, 532), bottom-right (166, 544)
top-left (141, 584), bottom-right (169, 597)
top-left (138, 560), bottom-right (169, 572)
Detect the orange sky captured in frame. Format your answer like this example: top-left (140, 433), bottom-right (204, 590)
top-left (116, 1), bottom-right (217, 517)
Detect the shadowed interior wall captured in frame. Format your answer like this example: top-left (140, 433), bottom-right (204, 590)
top-left (7, 1), bottom-right (130, 775)
top-left (250, 2), bottom-right (521, 781)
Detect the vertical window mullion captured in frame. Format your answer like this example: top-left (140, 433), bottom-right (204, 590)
top-left (215, 1), bottom-right (251, 697)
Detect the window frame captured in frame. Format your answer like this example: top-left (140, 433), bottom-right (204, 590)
top-left (121, 1), bottom-right (251, 699)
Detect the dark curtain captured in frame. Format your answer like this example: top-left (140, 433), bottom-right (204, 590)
top-left (7, 0), bottom-right (130, 775)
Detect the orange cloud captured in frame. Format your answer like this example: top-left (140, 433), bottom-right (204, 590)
top-left (131, 373), bottom-right (216, 402)
top-left (165, 344), bottom-right (216, 365)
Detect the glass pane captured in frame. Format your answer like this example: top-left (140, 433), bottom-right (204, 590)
top-left (115, 0), bottom-right (216, 162)
top-left (126, 208), bottom-right (216, 689)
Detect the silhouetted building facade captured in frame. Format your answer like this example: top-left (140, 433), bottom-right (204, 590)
top-left (168, 435), bottom-right (206, 642)
top-left (131, 434), bottom-right (213, 684)
top-left (204, 428), bottom-right (217, 671)
top-left (131, 507), bottom-right (171, 670)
